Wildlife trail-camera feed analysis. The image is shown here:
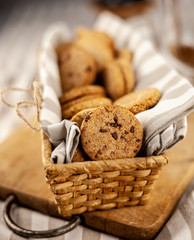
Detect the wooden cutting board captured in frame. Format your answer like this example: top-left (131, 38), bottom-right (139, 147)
top-left (0, 113), bottom-right (194, 240)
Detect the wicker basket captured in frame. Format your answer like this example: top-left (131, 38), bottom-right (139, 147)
top-left (42, 132), bottom-right (168, 217)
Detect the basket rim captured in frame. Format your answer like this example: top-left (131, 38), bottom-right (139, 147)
top-left (41, 131), bottom-right (168, 177)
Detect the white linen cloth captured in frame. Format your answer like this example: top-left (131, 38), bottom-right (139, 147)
top-left (40, 12), bottom-right (194, 162)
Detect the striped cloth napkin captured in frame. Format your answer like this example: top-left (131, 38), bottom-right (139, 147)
top-left (94, 12), bottom-right (194, 156)
top-left (39, 12), bottom-right (194, 163)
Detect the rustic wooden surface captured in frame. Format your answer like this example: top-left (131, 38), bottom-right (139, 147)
top-left (0, 113), bottom-right (194, 240)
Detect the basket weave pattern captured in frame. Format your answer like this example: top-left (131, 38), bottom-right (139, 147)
top-left (42, 133), bottom-right (168, 217)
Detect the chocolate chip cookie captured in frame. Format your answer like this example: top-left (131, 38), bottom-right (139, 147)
top-left (81, 105), bottom-right (143, 161)
top-left (57, 43), bottom-right (97, 92)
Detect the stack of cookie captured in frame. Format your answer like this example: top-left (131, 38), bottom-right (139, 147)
top-left (56, 28), bottom-right (161, 162)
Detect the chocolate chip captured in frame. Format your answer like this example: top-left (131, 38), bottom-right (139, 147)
top-left (95, 149), bottom-right (102, 158)
top-left (52, 156), bottom-right (58, 164)
top-left (85, 115), bottom-right (90, 122)
top-left (130, 126), bottom-right (135, 133)
top-left (114, 114), bottom-right (118, 122)
top-left (110, 122), bottom-right (122, 128)
top-left (100, 128), bottom-right (107, 133)
top-left (111, 132), bottom-right (118, 140)
top-left (136, 139), bottom-right (141, 142)
top-left (125, 130), bottom-right (129, 134)
top-left (85, 66), bottom-right (92, 72)
top-left (102, 145), bottom-right (107, 150)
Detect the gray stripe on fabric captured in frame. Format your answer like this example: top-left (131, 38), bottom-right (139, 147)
top-left (43, 97), bottom-right (61, 116)
top-left (82, 227), bottom-right (101, 240)
top-left (10, 206), bottom-right (32, 240)
top-left (167, 210), bottom-right (192, 240)
top-left (0, 201), bottom-right (12, 239)
top-left (143, 96), bottom-right (194, 146)
top-left (179, 192), bottom-right (194, 239)
top-left (160, 75), bottom-right (181, 92)
top-left (139, 64), bottom-right (171, 84)
top-left (48, 216), bottom-right (65, 240)
top-left (161, 83), bottom-right (191, 100)
top-left (155, 226), bottom-right (172, 240)
top-left (136, 49), bottom-right (156, 66)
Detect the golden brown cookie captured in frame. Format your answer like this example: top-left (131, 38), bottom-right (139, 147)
top-left (71, 108), bottom-right (96, 128)
top-left (81, 105), bottom-right (143, 161)
top-left (117, 48), bottom-right (132, 62)
top-left (72, 145), bottom-right (89, 162)
top-left (117, 59), bottom-right (135, 94)
top-left (103, 61), bottom-right (125, 100)
top-left (60, 85), bottom-right (106, 104)
top-left (103, 58), bottom-right (135, 100)
top-left (75, 27), bottom-right (114, 71)
top-left (62, 97), bottom-right (112, 119)
top-left (71, 108), bottom-right (96, 162)
top-left (57, 43), bottom-right (97, 92)
top-left (61, 94), bottom-right (105, 111)
top-left (114, 88), bottom-right (161, 114)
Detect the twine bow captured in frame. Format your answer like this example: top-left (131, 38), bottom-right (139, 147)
top-left (0, 81), bottom-right (42, 131)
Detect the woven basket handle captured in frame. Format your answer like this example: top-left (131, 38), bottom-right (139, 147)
top-left (3, 195), bottom-right (81, 238)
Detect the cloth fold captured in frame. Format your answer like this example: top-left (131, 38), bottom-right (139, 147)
top-left (43, 120), bottom-right (80, 164)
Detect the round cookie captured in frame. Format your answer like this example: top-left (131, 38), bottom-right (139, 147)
top-left (117, 48), bottom-right (132, 62)
top-left (114, 88), bottom-right (161, 115)
top-left (81, 105), bottom-right (143, 161)
top-left (117, 59), bottom-right (135, 94)
top-left (62, 97), bottom-right (112, 119)
top-left (75, 28), bottom-right (114, 71)
top-left (61, 94), bottom-right (105, 111)
top-left (71, 108), bottom-right (96, 128)
top-left (103, 61), bottom-right (125, 101)
top-left (72, 145), bottom-right (89, 162)
top-left (57, 43), bottom-right (97, 92)
top-left (103, 58), bottom-right (135, 100)
top-left (60, 85), bottom-right (106, 104)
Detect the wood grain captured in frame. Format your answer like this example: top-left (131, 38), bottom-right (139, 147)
top-left (0, 113), bottom-right (194, 239)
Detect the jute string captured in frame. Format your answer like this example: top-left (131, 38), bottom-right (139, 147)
top-left (0, 81), bottom-right (42, 131)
